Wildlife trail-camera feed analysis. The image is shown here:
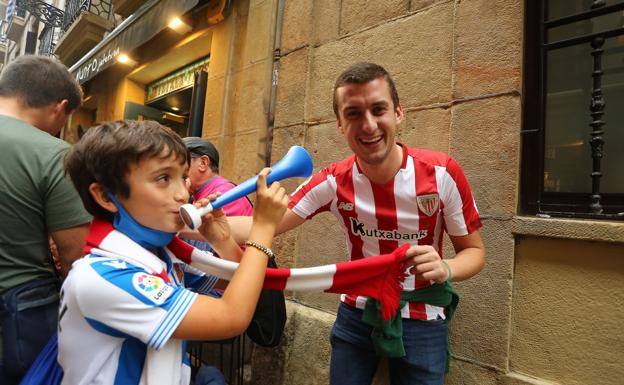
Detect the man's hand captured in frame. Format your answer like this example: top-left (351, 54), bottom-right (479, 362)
top-left (405, 245), bottom-right (450, 284)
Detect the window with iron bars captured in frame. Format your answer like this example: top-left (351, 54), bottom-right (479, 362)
top-left (522, 0), bottom-right (624, 220)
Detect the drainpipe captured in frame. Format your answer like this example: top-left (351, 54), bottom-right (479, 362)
top-left (264, 0), bottom-right (285, 167)
top-left (189, 69), bottom-right (208, 137)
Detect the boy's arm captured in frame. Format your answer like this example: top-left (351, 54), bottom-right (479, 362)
top-left (173, 169), bottom-right (289, 341)
top-left (173, 222), bottom-right (277, 340)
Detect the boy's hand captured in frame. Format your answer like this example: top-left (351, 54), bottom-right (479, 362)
top-left (196, 193), bottom-right (230, 244)
top-left (253, 168), bottom-right (288, 229)
top-left (405, 245), bottom-right (449, 284)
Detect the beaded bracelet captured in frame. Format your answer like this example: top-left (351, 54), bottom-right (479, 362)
top-left (441, 260), bottom-right (453, 282)
top-left (245, 240), bottom-right (274, 259)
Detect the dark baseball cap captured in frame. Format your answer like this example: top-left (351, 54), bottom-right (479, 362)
top-left (183, 137), bottom-right (220, 168)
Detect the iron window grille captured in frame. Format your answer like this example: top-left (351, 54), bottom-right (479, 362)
top-left (521, 0), bottom-right (624, 220)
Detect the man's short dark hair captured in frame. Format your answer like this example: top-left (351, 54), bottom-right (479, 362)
top-left (332, 62), bottom-right (400, 118)
top-left (183, 137), bottom-right (220, 173)
top-left (65, 120), bottom-right (188, 221)
top-left (0, 55), bottom-right (83, 113)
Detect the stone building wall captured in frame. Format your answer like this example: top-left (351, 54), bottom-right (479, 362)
top-left (247, 1), bottom-right (526, 384)
top-left (200, 1), bottom-right (624, 384)
top-left (201, 0), bottom-right (280, 183)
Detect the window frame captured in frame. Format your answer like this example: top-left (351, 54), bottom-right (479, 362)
top-left (521, 0), bottom-right (624, 220)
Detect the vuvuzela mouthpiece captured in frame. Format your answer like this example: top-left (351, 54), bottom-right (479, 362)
top-left (180, 202), bottom-right (214, 230)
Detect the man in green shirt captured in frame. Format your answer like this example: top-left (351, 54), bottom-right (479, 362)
top-left (0, 55), bottom-right (92, 384)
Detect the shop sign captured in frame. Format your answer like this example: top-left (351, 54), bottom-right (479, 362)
top-left (75, 47), bottom-right (121, 83)
top-left (146, 57), bottom-right (209, 103)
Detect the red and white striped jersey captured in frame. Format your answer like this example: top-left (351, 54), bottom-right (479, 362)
top-left (289, 144), bottom-right (482, 320)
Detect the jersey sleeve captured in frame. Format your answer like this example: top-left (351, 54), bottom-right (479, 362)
top-left (182, 263), bottom-right (219, 294)
top-left (437, 157), bottom-right (482, 236)
top-left (73, 258), bottom-right (197, 350)
top-left (288, 169), bottom-right (335, 220)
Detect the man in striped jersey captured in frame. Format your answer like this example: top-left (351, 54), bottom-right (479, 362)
top-left (233, 62), bottom-right (486, 385)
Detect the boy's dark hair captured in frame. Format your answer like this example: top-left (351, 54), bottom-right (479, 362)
top-left (0, 55), bottom-right (83, 113)
top-left (332, 62), bottom-right (400, 119)
top-left (65, 120), bottom-right (189, 221)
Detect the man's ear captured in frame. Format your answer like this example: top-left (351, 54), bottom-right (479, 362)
top-left (198, 155), bottom-right (210, 172)
top-left (58, 99), bottom-right (70, 114)
top-left (88, 183), bottom-right (118, 213)
top-left (337, 118), bottom-right (345, 135)
top-left (395, 104), bottom-right (404, 124)
top-left (50, 99), bottom-right (70, 118)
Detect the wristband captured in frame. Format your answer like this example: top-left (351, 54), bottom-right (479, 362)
top-left (245, 240), bottom-right (274, 259)
top-left (441, 260), bottom-right (452, 282)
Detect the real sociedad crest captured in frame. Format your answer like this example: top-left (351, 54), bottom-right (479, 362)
top-left (417, 193), bottom-right (440, 217)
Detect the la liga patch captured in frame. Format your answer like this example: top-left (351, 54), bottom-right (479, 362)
top-left (132, 273), bottom-right (173, 305)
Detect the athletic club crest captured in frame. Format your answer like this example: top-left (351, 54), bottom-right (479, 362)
top-left (417, 193), bottom-right (440, 217)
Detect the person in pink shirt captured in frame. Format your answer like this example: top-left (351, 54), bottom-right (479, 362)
top-left (183, 137), bottom-right (253, 217)
top-left (180, 138), bottom-right (256, 384)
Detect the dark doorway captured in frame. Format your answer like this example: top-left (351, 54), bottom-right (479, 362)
top-left (125, 97), bottom-right (189, 137)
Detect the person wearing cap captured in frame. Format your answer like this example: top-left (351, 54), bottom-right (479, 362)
top-left (181, 138), bottom-right (255, 384)
top-left (183, 137), bottom-right (253, 217)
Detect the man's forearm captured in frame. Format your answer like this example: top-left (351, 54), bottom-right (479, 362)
top-left (445, 247), bottom-right (485, 282)
top-left (210, 236), bottom-right (243, 262)
top-left (51, 223), bottom-right (90, 276)
top-left (445, 231), bottom-right (486, 282)
top-left (228, 209), bottom-right (306, 245)
top-left (227, 216), bottom-right (254, 244)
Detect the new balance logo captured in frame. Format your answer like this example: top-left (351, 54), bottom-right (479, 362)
top-left (338, 202), bottom-right (354, 211)
top-left (103, 260), bottom-right (127, 269)
top-left (349, 218), bottom-right (428, 240)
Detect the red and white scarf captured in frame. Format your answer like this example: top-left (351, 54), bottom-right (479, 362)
top-left (85, 219), bottom-right (407, 320)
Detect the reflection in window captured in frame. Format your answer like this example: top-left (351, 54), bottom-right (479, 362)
top-left (544, 36), bottom-right (624, 194)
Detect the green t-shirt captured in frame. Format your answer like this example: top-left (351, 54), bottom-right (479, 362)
top-left (0, 115), bottom-right (92, 294)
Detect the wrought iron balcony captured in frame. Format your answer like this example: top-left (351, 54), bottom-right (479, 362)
top-left (3, 1), bottom-right (64, 58)
top-left (111, 0), bottom-right (143, 18)
top-left (38, 23), bottom-right (56, 56)
top-left (14, 0), bottom-right (64, 28)
top-left (53, 0), bottom-right (113, 65)
top-left (63, 0), bottom-right (112, 32)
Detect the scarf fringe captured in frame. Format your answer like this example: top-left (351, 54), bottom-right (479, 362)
top-left (379, 245), bottom-right (409, 320)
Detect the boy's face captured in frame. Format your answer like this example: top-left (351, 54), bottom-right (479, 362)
top-left (116, 151), bottom-right (190, 233)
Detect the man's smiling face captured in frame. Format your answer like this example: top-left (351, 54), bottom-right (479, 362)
top-left (335, 77), bottom-right (404, 168)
